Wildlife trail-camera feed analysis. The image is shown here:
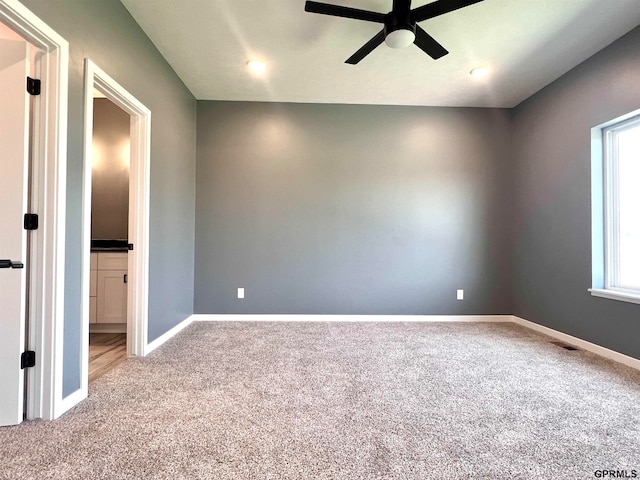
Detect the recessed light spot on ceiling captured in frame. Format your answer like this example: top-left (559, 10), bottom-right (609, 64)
top-left (247, 60), bottom-right (266, 74)
top-left (470, 66), bottom-right (490, 78)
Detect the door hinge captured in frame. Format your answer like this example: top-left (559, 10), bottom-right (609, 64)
top-left (24, 213), bottom-right (38, 230)
top-left (21, 351), bottom-right (36, 369)
top-left (124, 274), bottom-right (128, 284)
top-left (127, 243), bottom-right (134, 251)
top-left (26, 77), bottom-right (41, 96)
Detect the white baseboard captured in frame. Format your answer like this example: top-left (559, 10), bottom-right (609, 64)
top-left (191, 314), bottom-right (512, 323)
top-left (144, 315), bottom-right (194, 356)
top-left (55, 388), bottom-right (85, 419)
top-left (511, 315), bottom-right (640, 371)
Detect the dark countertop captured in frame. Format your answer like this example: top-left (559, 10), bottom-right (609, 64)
top-left (91, 239), bottom-right (129, 252)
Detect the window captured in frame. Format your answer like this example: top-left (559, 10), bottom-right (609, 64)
top-left (590, 113), bottom-right (640, 303)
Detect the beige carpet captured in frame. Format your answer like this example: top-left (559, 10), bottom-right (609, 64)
top-left (1, 321), bottom-right (640, 479)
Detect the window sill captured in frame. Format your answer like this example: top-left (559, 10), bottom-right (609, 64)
top-left (588, 288), bottom-right (640, 305)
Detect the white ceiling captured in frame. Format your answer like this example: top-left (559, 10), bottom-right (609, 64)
top-left (121, 0), bottom-right (640, 108)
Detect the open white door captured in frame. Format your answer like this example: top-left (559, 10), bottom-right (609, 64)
top-left (0, 38), bottom-right (30, 426)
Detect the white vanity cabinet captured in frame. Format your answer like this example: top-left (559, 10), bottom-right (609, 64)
top-left (89, 252), bottom-right (127, 324)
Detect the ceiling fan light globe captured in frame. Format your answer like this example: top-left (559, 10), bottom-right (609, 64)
top-left (385, 29), bottom-right (415, 49)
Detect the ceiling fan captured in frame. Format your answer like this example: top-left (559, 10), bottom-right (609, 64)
top-left (304, 0), bottom-right (485, 64)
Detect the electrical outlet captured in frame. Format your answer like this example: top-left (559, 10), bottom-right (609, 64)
top-left (237, 287), bottom-right (245, 299)
top-left (457, 289), bottom-right (464, 300)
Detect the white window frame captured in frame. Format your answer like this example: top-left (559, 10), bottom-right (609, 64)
top-left (590, 111), bottom-right (640, 305)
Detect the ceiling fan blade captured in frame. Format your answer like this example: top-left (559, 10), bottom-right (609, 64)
top-left (413, 25), bottom-right (448, 59)
top-left (412, 0), bottom-right (484, 22)
top-left (305, 1), bottom-right (386, 23)
top-left (345, 30), bottom-right (385, 64)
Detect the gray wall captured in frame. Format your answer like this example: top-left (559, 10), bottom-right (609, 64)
top-left (91, 98), bottom-right (129, 240)
top-left (195, 102), bottom-right (513, 315)
top-left (21, 1), bottom-right (640, 398)
top-left (22, 0), bottom-right (197, 397)
top-left (512, 26), bottom-right (640, 359)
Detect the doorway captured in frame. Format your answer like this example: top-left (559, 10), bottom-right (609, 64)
top-left (81, 59), bottom-right (151, 397)
top-left (88, 93), bottom-right (131, 382)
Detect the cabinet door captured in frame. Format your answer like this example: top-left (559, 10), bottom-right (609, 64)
top-left (96, 269), bottom-right (127, 324)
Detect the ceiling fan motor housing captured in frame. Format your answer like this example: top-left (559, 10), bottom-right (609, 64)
top-left (384, 10), bottom-right (416, 48)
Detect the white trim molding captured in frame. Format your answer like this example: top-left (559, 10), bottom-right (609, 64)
top-left (191, 314), bottom-right (512, 323)
top-left (79, 59), bottom-right (151, 407)
top-left (0, 0), bottom-right (69, 421)
top-left (591, 110), bottom-right (640, 304)
top-left (56, 388), bottom-right (84, 419)
top-left (511, 316), bottom-right (640, 372)
top-left (588, 288), bottom-right (640, 305)
top-left (145, 316), bottom-right (194, 356)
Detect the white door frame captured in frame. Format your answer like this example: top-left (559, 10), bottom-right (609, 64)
top-left (0, 0), bottom-right (68, 421)
top-left (80, 59), bottom-right (151, 398)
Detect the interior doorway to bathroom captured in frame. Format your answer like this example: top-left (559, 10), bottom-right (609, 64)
top-left (87, 93), bottom-right (131, 382)
top-left (81, 59), bottom-right (151, 397)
